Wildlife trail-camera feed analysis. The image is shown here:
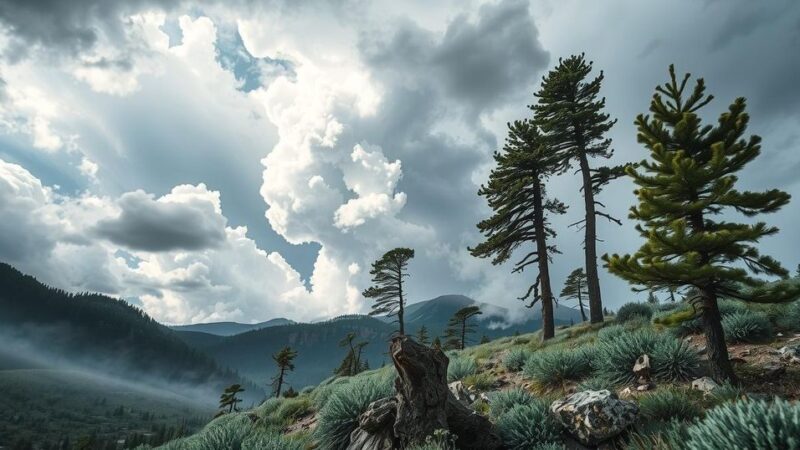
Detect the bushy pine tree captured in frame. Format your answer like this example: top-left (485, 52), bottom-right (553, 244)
top-left (335, 333), bottom-right (368, 376)
top-left (470, 120), bottom-right (567, 340)
top-left (444, 305), bottom-right (482, 350)
top-left (560, 268), bottom-right (589, 322)
top-left (604, 66), bottom-right (799, 382)
top-left (415, 325), bottom-right (430, 346)
top-left (532, 54), bottom-right (624, 324)
top-left (363, 248), bottom-right (415, 335)
top-left (216, 384), bottom-right (244, 417)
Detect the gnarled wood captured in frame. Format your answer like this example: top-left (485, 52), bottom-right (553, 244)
top-left (390, 336), bottom-right (501, 450)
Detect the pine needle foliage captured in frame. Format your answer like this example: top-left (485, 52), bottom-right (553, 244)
top-left (363, 248), bottom-right (415, 335)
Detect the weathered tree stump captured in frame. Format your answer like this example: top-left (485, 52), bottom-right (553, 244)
top-left (390, 336), bottom-right (501, 450)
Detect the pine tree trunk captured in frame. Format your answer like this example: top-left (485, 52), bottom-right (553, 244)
top-left (579, 153), bottom-right (604, 323)
top-left (578, 291), bottom-right (587, 322)
top-left (533, 179), bottom-right (555, 340)
top-left (276, 368), bottom-right (285, 397)
top-left (700, 286), bottom-right (738, 384)
top-left (460, 321), bottom-right (466, 350)
top-left (398, 274), bottom-right (405, 335)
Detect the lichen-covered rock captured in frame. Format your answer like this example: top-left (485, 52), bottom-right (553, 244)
top-left (448, 381), bottom-right (472, 405)
top-left (778, 345), bottom-right (800, 364)
top-left (550, 390), bottom-right (638, 446)
top-left (691, 376), bottom-right (719, 394)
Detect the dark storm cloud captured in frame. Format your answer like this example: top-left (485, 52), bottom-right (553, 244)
top-left (94, 190), bottom-right (226, 252)
top-left (360, 0), bottom-right (548, 115)
top-left (0, 0), bottom-right (180, 60)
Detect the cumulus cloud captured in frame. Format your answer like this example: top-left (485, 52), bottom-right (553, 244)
top-left (93, 185), bottom-right (227, 252)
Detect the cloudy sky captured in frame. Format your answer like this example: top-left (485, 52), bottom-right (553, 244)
top-left (1, 0), bottom-right (798, 325)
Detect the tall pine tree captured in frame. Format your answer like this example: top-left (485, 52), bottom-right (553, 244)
top-left (560, 268), bottom-right (589, 322)
top-left (444, 305), bottom-right (482, 350)
top-left (363, 248), bottom-right (414, 335)
top-left (532, 54), bottom-right (624, 324)
top-left (470, 120), bottom-right (567, 340)
top-left (604, 66), bottom-right (799, 383)
top-left (270, 346), bottom-right (297, 397)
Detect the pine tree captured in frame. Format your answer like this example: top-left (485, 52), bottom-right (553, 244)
top-left (470, 120), bottom-right (567, 340)
top-left (532, 54), bottom-right (624, 324)
top-left (335, 333), bottom-right (368, 376)
top-left (216, 384), bottom-right (244, 417)
top-left (363, 248), bottom-right (415, 335)
top-left (270, 346), bottom-right (297, 397)
top-left (559, 268), bottom-right (589, 322)
top-left (480, 335), bottom-right (490, 344)
top-left (604, 65), bottom-right (799, 383)
top-left (432, 336), bottom-right (442, 350)
top-left (415, 325), bottom-right (430, 346)
top-left (646, 291), bottom-right (659, 304)
top-left (444, 305), bottom-right (482, 350)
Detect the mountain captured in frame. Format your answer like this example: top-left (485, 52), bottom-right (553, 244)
top-left (0, 262), bottom-right (259, 398)
top-left (173, 295), bottom-right (583, 390)
top-left (170, 318), bottom-right (296, 336)
top-left (182, 315), bottom-right (395, 390)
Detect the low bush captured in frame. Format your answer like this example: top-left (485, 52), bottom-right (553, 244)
top-left (488, 388), bottom-right (536, 419)
top-left (722, 310), bottom-right (773, 343)
top-left (496, 402), bottom-right (562, 450)
top-left (577, 375), bottom-right (615, 391)
top-left (315, 372), bottom-right (394, 450)
top-left (638, 388), bottom-right (703, 422)
top-left (447, 356), bottom-right (477, 382)
top-left (716, 299), bottom-right (748, 317)
top-left (683, 398), bottom-right (800, 450)
top-left (651, 337), bottom-right (701, 382)
top-left (523, 347), bottom-right (594, 389)
top-left (616, 303), bottom-right (653, 323)
top-left (273, 396), bottom-right (312, 424)
top-left (502, 348), bottom-right (531, 372)
top-left (462, 372), bottom-right (495, 391)
top-left (241, 430), bottom-right (306, 450)
top-left (595, 329), bottom-right (698, 385)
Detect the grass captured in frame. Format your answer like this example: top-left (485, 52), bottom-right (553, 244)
top-left (495, 401), bottom-right (562, 450)
top-left (638, 388), bottom-right (703, 422)
top-left (616, 302), bottom-right (653, 323)
top-left (488, 388), bottom-right (536, 419)
top-left (722, 310), bottom-right (774, 343)
top-left (502, 348), bottom-right (531, 372)
top-left (462, 372), bottom-right (495, 391)
top-left (522, 347), bottom-right (594, 389)
top-left (447, 356), bottom-right (477, 382)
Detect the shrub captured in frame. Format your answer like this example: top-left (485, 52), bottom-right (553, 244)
top-left (488, 388), bottom-right (536, 419)
top-left (315, 373), bottom-right (394, 450)
top-left (597, 324), bottom-right (626, 342)
top-left (616, 303), bottom-right (653, 323)
top-left (462, 372), bottom-right (495, 391)
top-left (782, 301), bottom-right (800, 331)
top-left (193, 413), bottom-right (254, 450)
top-left (638, 388), bottom-right (703, 422)
top-left (273, 396), bottom-right (312, 424)
top-left (496, 402), bottom-right (562, 450)
top-left (722, 310), bottom-right (773, 343)
top-left (651, 336), bottom-right (701, 382)
top-left (595, 329), bottom-right (696, 385)
top-left (709, 382), bottom-right (747, 405)
top-left (242, 430), bottom-right (306, 450)
top-left (447, 357), bottom-right (477, 382)
top-left (683, 398), bottom-right (800, 450)
top-left (625, 419), bottom-right (688, 450)
top-left (503, 348), bottom-right (531, 372)
top-left (577, 375), bottom-right (615, 391)
top-left (522, 347), bottom-right (594, 389)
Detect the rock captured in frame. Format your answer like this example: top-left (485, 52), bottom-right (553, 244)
top-left (633, 354), bottom-right (651, 383)
top-left (778, 332), bottom-right (785, 337)
top-left (619, 387), bottom-right (634, 399)
top-left (347, 427), bottom-right (395, 450)
top-left (696, 346), bottom-right (707, 355)
top-left (691, 376), bottom-right (719, 394)
top-left (448, 381), bottom-right (472, 406)
top-left (550, 390), bottom-right (638, 446)
top-left (763, 363), bottom-right (785, 379)
top-left (636, 382), bottom-right (655, 392)
top-left (778, 345), bottom-right (800, 364)
top-left (738, 349), bottom-right (752, 357)
top-left (346, 397), bottom-right (398, 450)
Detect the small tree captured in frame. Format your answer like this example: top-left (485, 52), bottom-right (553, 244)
top-left (444, 306), bottom-right (482, 350)
top-left (415, 325), bottom-right (430, 346)
top-left (363, 248), bottom-right (415, 335)
top-left (216, 384), bottom-right (244, 417)
top-left (646, 291), bottom-right (659, 305)
top-left (335, 333), bottom-right (368, 376)
top-left (480, 335), bottom-right (490, 344)
top-left (560, 268), bottom-right (589, 322)
top-left (533, 54), bottom-right (624, 324)
top-left (270, 346), bottom-right (297, 397)
top-left (432, 336), bottom-right (442, 349)
top-left (604, 66), bottom-right (800, 383)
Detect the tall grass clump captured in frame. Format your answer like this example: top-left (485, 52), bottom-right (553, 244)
top-left (596, 329), bottom-right (696, 385)
top-left (682, 398), bottom-right (800, 450)
top-left (651, 337), bottom-right (701, 382)
top-left (523, 347), bottom-right (594, 389)
top-left (503, 348), bottom-right (531, 372)
top-left (577, 375), bottom-right (615, 391)
top-left (616, 302), bottom-right (653, 323)
top-left (597, 324), bottom-right (626, 342)
top-left (315, 372), bottom-right (394, 450)
top-left (496, 401), bottom-right (562, 450)
top-left (625, 419), bottom-right (688, 450)
top-left (190, 413), bottom-right (254, 450)
top-left (242, 430), bottom-right (307, 450)
top-left (722, 310), bottom-right (773, 343)
top-left (488, 388), bottom-right (536, 419)
top-left (447, 356), bottom-right (477, 382)
top-left (638, 388), bottom-right (703, 422)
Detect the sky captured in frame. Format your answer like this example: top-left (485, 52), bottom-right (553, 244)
top-left (0, 0), bottom-right (799, 325)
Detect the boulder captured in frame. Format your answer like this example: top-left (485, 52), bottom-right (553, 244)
top-left (633, 354), bottom-right (651, 380)
top-left (347, 428), bottom-right (395, 450)
top-left (691, 376), bottom-right (719, 394)
top-left (778, 345), bottom-right (800, 364)
top-left (346, 397), bottom-right (398, 450)
top-left (550, 390), bottom-right (638, 446)
top-left (448, 381), bottom-right (472, 405)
